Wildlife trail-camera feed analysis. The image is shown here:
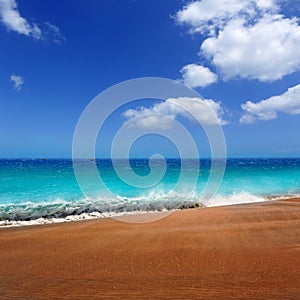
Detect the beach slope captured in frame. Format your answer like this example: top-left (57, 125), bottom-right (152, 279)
top-left (0, 199), bottom-right (300, 299)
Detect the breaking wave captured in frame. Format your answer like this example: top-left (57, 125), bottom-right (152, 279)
top-left (1, 191), bottom-right (298, 227)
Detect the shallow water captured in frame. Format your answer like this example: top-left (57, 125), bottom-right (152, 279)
top-left (0, 158), bottom-right (300, 222)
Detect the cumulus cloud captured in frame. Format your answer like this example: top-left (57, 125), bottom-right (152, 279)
top-left (10, 74), bottom-right (24, 91)
top-left (176, 0), bottom-right (279, 34)
top-left (180, 64), bottom-right (217, 88)
top-left (176, 0), bottom-right (300, 82)
top-left (123, 97), bottom-right (228, 130)
top-left (240, 83), bottom-right (300, 123)
top-left (201, 15), bottom-right (300, 81)
top-left (0, 0), bottom-right (64, 42)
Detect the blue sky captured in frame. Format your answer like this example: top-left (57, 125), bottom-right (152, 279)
top-left (1, 0), bottom-right (300, 158)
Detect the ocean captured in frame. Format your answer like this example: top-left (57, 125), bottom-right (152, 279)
top-left (1, 158), bottom-right (300, 226)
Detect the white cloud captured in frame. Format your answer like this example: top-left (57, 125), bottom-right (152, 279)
top-left (44, 22), bottom-right (65, 44)
top-left (180, 64), bottom-right (217, 88)
top-left (176, 0), bottom-right (300, 82)
top-left (0, 0), bottom-right (41, 39)
top-left (240, 83), bottom-right (300, 123)
top-left (10, 74), bottom-right (24, 91)
top-left (0, 0), bottom-right (64, 42)
top-left (176, 0), bottom-right (279, 34)
top-left (123, 97), bottom-right (228, 130)
top-left (177, 0), bottom-right (245, 34)
top-left (201, 15), bottom-right (300, 81)
top-left (123, 113), bottom-right (175, 130)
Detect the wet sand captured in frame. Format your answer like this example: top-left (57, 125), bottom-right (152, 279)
top-left (0, 199), bottom-right (300, 299)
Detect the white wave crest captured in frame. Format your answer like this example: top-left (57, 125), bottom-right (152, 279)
top-left (207, 192), bottom-right (266, 207)
top-left (1, 191), bottom-right (297, 227)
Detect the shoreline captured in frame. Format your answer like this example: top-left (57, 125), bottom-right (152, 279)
top-left (1, 193), bottom-right (299, 228)
top-left (0, 198), bottom-right (299, 299)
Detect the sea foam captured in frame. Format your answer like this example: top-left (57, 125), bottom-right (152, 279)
top-left (1, 191), bottom-right (296, 227)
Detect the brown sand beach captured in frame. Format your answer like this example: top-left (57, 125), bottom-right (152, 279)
top-left (0, 198), bottom-right (300, 299)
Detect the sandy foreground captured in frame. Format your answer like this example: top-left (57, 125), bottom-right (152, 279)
top-left (0, 199), bottom-right (300, 299)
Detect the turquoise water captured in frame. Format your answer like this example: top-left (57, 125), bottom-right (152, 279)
top-left (0, 158), bottom-right (300, 221)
